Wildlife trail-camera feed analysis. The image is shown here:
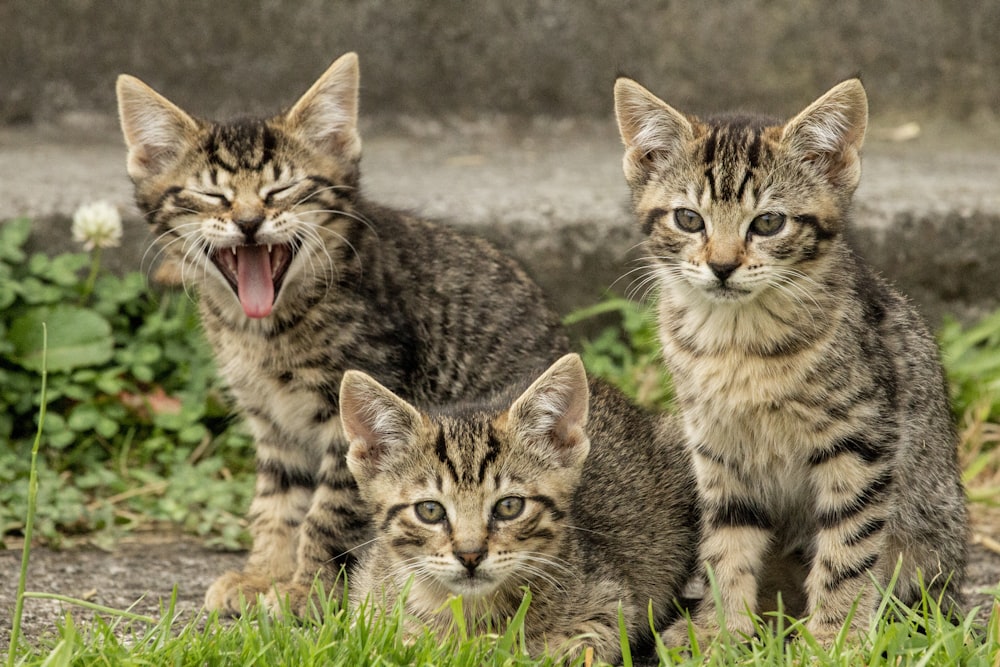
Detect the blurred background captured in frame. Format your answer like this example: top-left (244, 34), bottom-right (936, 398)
top-left (3, 0), bottom-right (999, 124)
top-left (1, 0), bottom-right (998, 323)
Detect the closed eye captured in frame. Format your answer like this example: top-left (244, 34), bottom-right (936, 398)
top-left (189, 190), bottom-right (230, 207)
top-left (263, 182), bottom-right (301, 205)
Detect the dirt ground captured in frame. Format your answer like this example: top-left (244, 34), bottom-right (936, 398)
top-left (2, 510), bottom-right (999, 653)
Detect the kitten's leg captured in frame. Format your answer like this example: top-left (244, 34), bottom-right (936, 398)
top-left (529, 583), bottom-right (627, 664)
top-left (204, 437), bottom-right (315, 614)
top-left (267, 435), bottom-right (371, 615)
top-left (663, 448), bottom-right (773, 646)
top-left (805, 436), bottom-right (892, 643)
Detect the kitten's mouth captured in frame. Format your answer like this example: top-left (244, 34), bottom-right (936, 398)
top-left (211, 243), bottom-right (294, 319)
top-left (708, 284), bottom-right (753, 302)
top-left (448, 574), bottom-right (497, 597)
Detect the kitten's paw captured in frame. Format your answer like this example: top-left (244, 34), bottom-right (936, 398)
top-left (263, 581), bottom-right (312, 618)
top-left (662, 614), bottom-right (747, 652)
top-left (527, 634), bottom-right (589, 663)
top-left (263, 579), bottom-right (345, 619)
top-left (662, 618), bottom-right (712, 650)
top-left (204, 571), bottom-right (277, 615)
top-left (804, 618), bottom-right (860, 649)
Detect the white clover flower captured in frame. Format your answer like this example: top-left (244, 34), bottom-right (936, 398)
top-left (72, 200), bottom-right (123, 250)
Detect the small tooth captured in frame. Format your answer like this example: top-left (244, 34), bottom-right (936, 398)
top-left (267, 244), bottom-right (273, 253)
top-left (231, 247), bottom-right (237, 255)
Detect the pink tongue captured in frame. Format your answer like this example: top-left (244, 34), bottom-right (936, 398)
top-left (236, 246), bottom-right (274, 318)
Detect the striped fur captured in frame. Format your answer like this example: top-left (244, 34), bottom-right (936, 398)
top-left (343, 355), bottom-right (699, 662)
top-left (116, 53), bottom-right (568, 615)
top-left (614, 78), bottom-right (967, 645)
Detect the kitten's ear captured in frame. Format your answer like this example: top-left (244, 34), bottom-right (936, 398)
top-left (285, 52), bottom-right (361, 161)
top-left (614, 77), bottom-right (694, 184)
top-left (341, 370), bottom-right (423, 484)
top-left (781, 78), bottom-right (868, 191)
top-left (116, 75), bottom-right (200, 180)
top-left (507, 354), bottom-right (590, 469)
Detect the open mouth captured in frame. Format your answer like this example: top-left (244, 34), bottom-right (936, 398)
top-left (211, 243), bottom-right (293, 319)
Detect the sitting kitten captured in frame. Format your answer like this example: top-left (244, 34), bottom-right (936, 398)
top-left (342, 354), bottom-right (698, 662)
top-left (115, 53), bottom-right (568, 614)
top-left (613, 77), bottom-right (968, 645)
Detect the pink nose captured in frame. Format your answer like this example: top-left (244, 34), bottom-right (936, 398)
top-left (454, 549), bottom-right (486, 571)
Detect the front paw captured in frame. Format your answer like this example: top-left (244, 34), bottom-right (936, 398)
top-left (662, 617), bottom-right (716, 651)
top-left (263, 581), bottom-right (312, 618)
top-left (204, 570), bottom-right (278, 616)
top-left (263, 578), bottom-right (345, 619)
top-left (804, 617), bottom-right (862, 649)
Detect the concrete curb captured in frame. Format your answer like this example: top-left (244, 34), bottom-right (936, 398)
top-left (3, 117), bottom-right (998, 330)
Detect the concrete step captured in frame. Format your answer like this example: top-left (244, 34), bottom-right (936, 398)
top-left (2, 116), bottom-right (998, 331)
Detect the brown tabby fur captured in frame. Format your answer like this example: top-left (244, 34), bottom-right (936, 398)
top-left (116, 53), bottom-right (568, 614)
top-left (614, 77), bottom-right (967, 646)
top-left (342, 354), bottom-right (698, 662)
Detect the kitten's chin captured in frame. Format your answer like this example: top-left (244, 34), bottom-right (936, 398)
top-left (700, 285), bottom-right (756, 304)
top-left (443, 574), bottom-right (501, 598)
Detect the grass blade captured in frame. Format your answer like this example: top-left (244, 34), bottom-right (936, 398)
top-left (8, 323), bottom-right (48, 667)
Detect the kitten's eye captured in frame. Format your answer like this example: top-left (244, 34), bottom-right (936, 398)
top-left (492, 496), bottom-right (525, 520)
top-left (673, 208), bottom-right (705, 233)
top-left (414, 501), bottom-right (447, 524)
top-left (749, 212), bottom-right (786, 237)
top-left (264, 183), bottom-right (298, 205)
top-left (191, 191), bottom-right (230, 207)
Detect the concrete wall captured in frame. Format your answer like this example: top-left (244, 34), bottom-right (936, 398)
top-left (3, 0), bottom-right (998, 125)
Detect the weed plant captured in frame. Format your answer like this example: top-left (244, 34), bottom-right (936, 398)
top-left (0, 218), bottom-right (253, 549)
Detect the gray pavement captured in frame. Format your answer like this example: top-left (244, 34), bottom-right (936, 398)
top-left (2, 115), bottom-right (998, 329)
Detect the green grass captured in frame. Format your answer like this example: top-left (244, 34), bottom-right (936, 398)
top-left (4, 233), bottom-right (1000, 664)
top-left (7, 574), bottom-right (999, 666)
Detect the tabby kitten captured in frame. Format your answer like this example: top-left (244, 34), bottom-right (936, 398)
top-left (341, 354), bottom-right (698, 662)
top-left (115, 53), bottom-right (568, 615)
top-left (613, 77), bottom-right (968, 645)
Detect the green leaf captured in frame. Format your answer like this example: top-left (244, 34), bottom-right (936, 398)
top-left (0, 279), bottom-right (18, 310)
top-left (178, 423), bottom-right (208, 444)
top-left (0, 218), bottom-right (31, 263)
top-left (18, 277), bottom-right (64, 304)
top-left (96, 417), bottom-right (119, 439)
top-left (42, 253), bottom-right (90, 286)
top-left (67, 404), bottom-right (101, 431)
top-left (8, 305), bottom-right (114, 372)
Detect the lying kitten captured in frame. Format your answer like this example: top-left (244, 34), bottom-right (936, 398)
top-left (341, 353), bottom-right (698, 662)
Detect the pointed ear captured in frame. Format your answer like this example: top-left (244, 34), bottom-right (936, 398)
top-left (508, 354), bottom-right (591, 469)
top-left (341, 370), bottom-right (423, 484)
top-left (285, 52), bottom-right (361, 161)
top-left (614, 77), bottom-right (694, 184)
top-left (116, 74), bottom-right (200, 180)
top-left (781, 78), bottom-right (868, 191)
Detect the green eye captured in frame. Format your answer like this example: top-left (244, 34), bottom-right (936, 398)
top-left (493, 496), bottom-right (525, 520)
top-left (749, 212), bottom-right (786, 236)
top-left (415, 501), bottom-right (447, 524)
top-left (674, 208), bottom-right (705, 233)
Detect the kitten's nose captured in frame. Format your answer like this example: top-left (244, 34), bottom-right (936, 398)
top-left (708, 260), bottom-right (740, 282)
top-left (235, 215), bottom-right (265, 242)
top-left (454, 548), bottom-right (487, 572)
